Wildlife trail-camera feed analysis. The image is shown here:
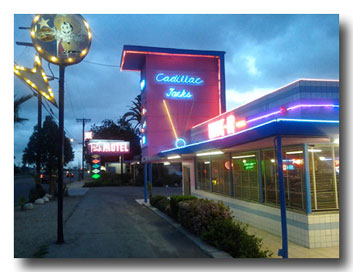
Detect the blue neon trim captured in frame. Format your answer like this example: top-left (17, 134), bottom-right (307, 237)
top-left (175, 138), bottom-right (187, 148)
top-left (140, 79), bottom-right (145, 91)
top-left (160, 118), bottom-right (339, 154)
top-left (277, 118), bottom-right (339, 123)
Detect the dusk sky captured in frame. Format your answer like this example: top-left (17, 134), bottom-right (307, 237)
top-left (13, 14), bottom-right (339, 167)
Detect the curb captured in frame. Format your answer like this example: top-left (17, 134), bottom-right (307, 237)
top-left (136, 199), bottom-right (233, 259)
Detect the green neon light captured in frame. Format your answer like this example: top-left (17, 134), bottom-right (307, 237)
top-left (92, 174), bottom-right (100, 179)
top-left (243, 160), bottom-right (256, 170)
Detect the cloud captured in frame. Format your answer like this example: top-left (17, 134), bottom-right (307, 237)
top-left (226, 87), bottom-right (274, 110)
top-left (13, 14), bottom-right (339, 166)
top-left (244, 56), bottom-right (260, 76)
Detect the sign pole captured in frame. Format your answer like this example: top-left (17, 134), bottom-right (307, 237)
top-left (36, 94), bottom-right (42, 178)
top-left (57, 65), bottom-right (65, 244)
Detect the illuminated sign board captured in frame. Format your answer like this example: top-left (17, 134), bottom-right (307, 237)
top-left (88, 140), bottom-right (130, 155)
top-left (91, 154), bottom-right (101, 179)
top-left (208, 114), bottom-right (247, 140)
top-left (30, 14), bottom-right (92, 66)
top-left (155, 72), bottom-right (203, 100)
top-left (155, 73), bottom-right (203, 85)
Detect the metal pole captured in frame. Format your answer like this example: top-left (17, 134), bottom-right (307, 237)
top-left (303, 144), bottom-right (312, 214)
top-left (229, 153), bottom-right (233, 197)
top-left (148, 163), bottom-right (152, 185)
top-left (275, 136), bottom-right (288, 258)
top-left (82, 119), bottom-right (85, 180)
top-left (331, 146), bottom-right (339, 209)
top-left (36, 94), bottom-right (42, 178)
top-left (144, 163), bottom-right (148, 203)
top-left (57, 65), bottom-right (65, 244)
top-left (257, 150), bottom-right (263, 203)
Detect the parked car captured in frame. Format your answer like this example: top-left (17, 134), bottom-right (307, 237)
top-left (65, 171), bottom-right (74, 178)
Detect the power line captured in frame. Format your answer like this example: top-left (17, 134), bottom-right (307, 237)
top-left (83, 60), bottom-right (120, 68)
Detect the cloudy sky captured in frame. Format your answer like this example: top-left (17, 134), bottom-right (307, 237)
top-left (13, 14), bottom-right (339, 167)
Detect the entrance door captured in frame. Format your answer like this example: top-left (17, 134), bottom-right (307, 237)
top-left (183, 165), bottom-right (191, 195)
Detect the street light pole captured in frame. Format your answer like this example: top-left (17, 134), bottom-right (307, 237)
top-left (57, 65), bottom-right (65, 244)
top-left (76, 118), bottom-right (91, 180)
top-left (36, 94), bottom-right (42, 178)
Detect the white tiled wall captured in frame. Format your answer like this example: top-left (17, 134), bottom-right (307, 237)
top-left (192, 189), bottom-right (339, 248)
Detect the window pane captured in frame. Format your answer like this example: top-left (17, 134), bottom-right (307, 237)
top-left (210, 155), bottom-right (230, 196)
top-left (334, 146), bottom-right (339, 206)
top-left (232, 151), bottom-right (259, 202)
top-left (262, 149), bottom-right (278, 205)
top-left (196, 157), bottom-right (210, 191)
top-left (282, 146), bottom-right (305, 210)
top-left (309, 145), bottom-right (338, 210)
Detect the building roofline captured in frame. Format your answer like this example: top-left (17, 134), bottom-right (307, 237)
top-left (120, 45), bottom-right (226, 71)
top-left (192, 78), bottom-right (339, 129)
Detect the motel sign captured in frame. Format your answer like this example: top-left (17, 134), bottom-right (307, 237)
top-left (88, 140), bottom-right (130, 156)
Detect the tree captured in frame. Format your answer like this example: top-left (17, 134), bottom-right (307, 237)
top-left (14, 94), bottom-right (34, 124)
top-left (122, 94), bottom-right (141, 133)
top-left (22, 115), bottom-right (74, 194)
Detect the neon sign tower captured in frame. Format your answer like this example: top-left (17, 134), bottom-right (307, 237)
top-left (120, 45), bottom-right (226, 162)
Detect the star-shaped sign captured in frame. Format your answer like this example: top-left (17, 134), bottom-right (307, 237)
top-left (38, 17), bottom-right (50, 29)
top-left (14, 55), bottom-right (57, 107)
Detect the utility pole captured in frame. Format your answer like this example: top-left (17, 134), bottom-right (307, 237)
top-left (76, 118), bottom-right (91, 180)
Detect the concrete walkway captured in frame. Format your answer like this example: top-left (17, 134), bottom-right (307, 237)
top-left (45, 186), bottom-right (209, 258)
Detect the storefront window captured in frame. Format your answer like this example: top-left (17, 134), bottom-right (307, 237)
top-left (282, 146), bottom-right (305, 210)
top-left (261, 149), bottom-right (278, 205)
top-left (210, 155), bottom-right (231, 196)
top-left (232, 151), bottom-right (259, 202)
top-left (309, 145), bottom-right (339, 210)
top-left (196, 157), bottom-right (211, 191)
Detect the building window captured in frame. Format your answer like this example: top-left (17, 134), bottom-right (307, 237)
top-left (210, 155), bottom-right (231, 196)
top-left (282, 146), bottom-right (305, 210)
top-left (196, 157), bottom-right (211, 191)
top-left (309, 144), bottom-right (339, 211)
top-left (262, 145), bottom-right (306, 211)
top-left (262, 149), bottom-right (278, 205)
top-left (232, 151), bottom-right (259, 202)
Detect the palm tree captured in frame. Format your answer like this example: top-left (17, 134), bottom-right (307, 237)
top-left (14, 94), bottom-right (34, 124)
top-left (122, 94), bottom-right (141, 133)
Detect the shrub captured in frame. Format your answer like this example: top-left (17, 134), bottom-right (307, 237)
top-left (178, 198), bottom-right (232, 236)
top-left (150, 195), bottom-right (167, 207)
top-left (201, 220), bottom-right (271, 258)
top-left (150, 195), bottom-right (171, 215)
top-left (170, 195), bottom-right (197, 220)
top-left (155, 198), bottom-right (171, 215)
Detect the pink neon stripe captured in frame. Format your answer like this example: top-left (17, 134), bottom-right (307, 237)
top-left (192, 79), bottom-right (339, 129)
top-left (193, 103), bottom-right (339, 129)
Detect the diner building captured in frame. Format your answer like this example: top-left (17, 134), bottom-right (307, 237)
top-left (121, 45), bottom-right (339, 249)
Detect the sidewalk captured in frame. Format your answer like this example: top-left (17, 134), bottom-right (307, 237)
top-left (67, 180), bottom-right (89, 196)
top-left (44, 187), bottom-right (210, 258)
